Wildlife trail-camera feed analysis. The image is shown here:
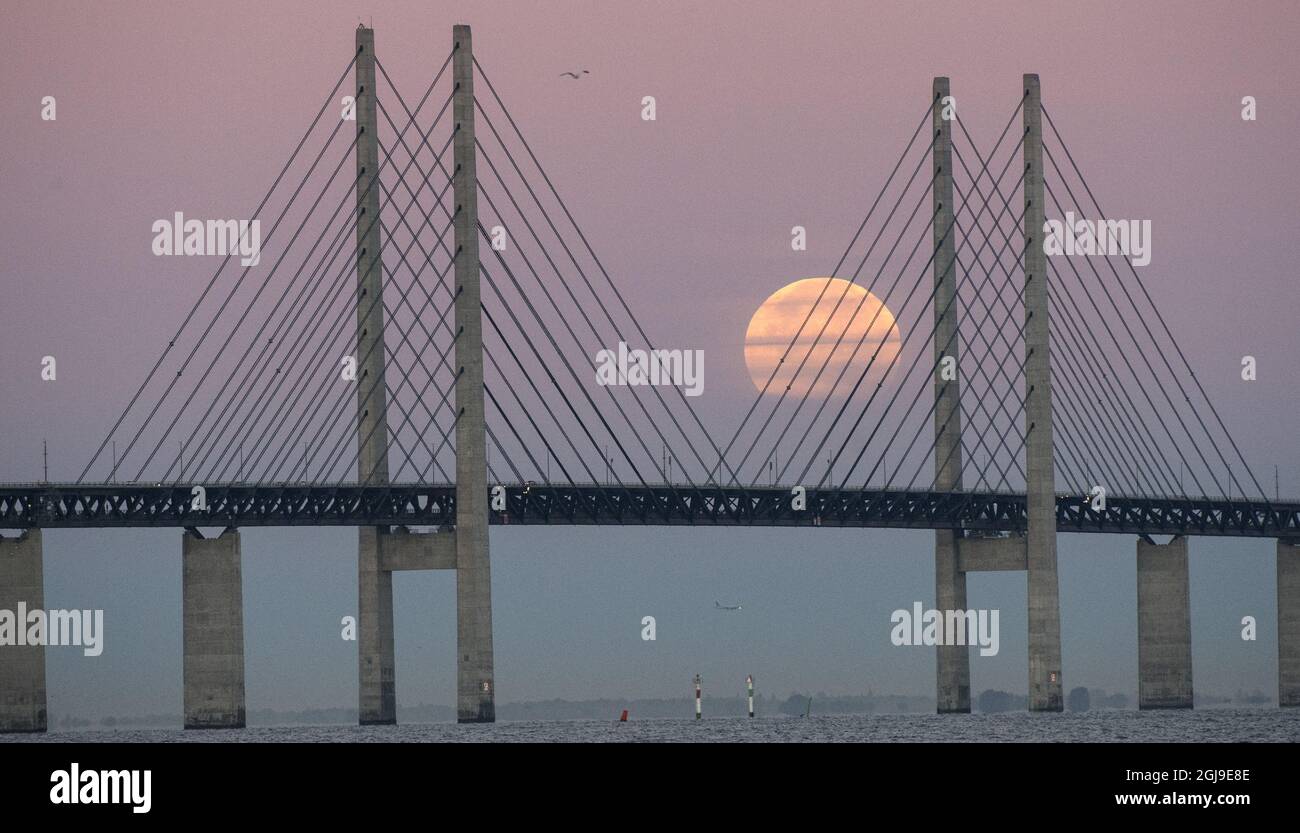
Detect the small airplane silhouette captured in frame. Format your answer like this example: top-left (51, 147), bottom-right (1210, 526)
top-left (715, 600), bottom-right (742, 611)
top-left (560, 70), bottom-right (590, 79)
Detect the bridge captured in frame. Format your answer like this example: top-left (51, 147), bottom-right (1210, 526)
top-left (2, 24), bottom-right (1297, 731)
top-left (2, 483), bottom-right (1297, 536)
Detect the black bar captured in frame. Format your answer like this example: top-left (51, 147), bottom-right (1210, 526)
top-left (0, 739), bottom-right (1288, 819)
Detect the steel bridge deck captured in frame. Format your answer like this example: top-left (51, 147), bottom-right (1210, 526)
top-left (1, 484), bottom-right (1297, 538)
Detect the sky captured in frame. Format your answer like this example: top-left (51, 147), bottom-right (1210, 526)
top-left (1, 0), bottom-right (1297, 718)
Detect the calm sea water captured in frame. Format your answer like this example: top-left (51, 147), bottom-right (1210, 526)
top-left (6, 709), bottom-right (1298, 742)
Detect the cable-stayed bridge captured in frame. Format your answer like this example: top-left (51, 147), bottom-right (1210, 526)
top-left (2, 25), bottom-right (1297, 732)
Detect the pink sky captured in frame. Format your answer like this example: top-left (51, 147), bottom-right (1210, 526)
top-left (2, 0), bottom-right (1297, 487)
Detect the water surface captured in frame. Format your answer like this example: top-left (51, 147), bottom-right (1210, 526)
top-left (7, 709), bottom-right (1297, 742)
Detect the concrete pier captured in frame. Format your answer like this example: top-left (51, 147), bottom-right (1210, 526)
top-left (0, 529), bottom-right (47, 733)
top-left (452, 24), bottom-right (496, 723)
top-left (1022, 74), bottom-right (1063, 711)
top-left (1136, 536), bottom-right (1193, 709)
top-left (935, 533), bottom-right (971, 712)
top-left (182, 528), bottom-right (245, 729)
top-left (958, 535), bottom-right (1028, 572)
top-left (358, 527), bottom-right (396, 723)
top-left (1279, 539), bottom-right (1300, 707)
top-left (931, 76), bottom-right (970, 714)
top-left (354, 26), bottom-right (397, 725)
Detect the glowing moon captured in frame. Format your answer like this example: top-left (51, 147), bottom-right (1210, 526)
top-left (744, 277), bottom-right (902, 398)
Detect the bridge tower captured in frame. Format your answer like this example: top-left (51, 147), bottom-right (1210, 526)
top-left (1022, 74), bottom-right (1064, 711)
top-left (931, 77), bottom-right (971, 713)
top-left (351, 23), bottom-right (496, 727)
top-left (354, 25), bottom-right (397, 725)
top-left (451, 23), bottom-right (496, 723)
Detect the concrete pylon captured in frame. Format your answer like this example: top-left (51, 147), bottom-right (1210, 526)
top-left (1279, 539), bottom-right (1300, 707)
top-left (1136, 535), bottom-right (1193, 709)
top-left (355, 25), bottom-right (397, 726)
top-left (931, 77), bottom-right (971, 714)
top-left (452, 24), bottom-right (496, 723)
top-left (182, 528), bottom-right (246, 729)
top-left (0, 529), bottom-right (46, 733)
top-left (1022, 74), bottom-right (1063, 711)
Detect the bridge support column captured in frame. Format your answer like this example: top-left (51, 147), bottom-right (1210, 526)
top-left (1279, 539), bottom-right (1300, 707)
top-left (354, 26), bottom-right (398, 726)
top-left (936, 532), bottom-right (971, 712)
top-left (182, 528), bottom-right (245, 729)
top-left (358, 528), bottom-right (396, 723)
top-left (0, 529), bottom-right (47, 733)
top-left (1022, 74), bottom-right (1063, 711)
top-left (931, 76), bottom-right (970, 714)
top-left (1136, 535), bottom-right (1192, 709)
top-left (452, 24), bottom-right (496, 723)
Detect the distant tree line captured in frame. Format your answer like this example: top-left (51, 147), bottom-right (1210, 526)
top-left (974, 687), bottom-right (1129, 713)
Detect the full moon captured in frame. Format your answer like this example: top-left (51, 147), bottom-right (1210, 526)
top-left (744, 277), bottom-right (902, 398)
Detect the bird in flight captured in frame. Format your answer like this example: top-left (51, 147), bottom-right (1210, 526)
top-left (560, 70), bottom-right (590, 79)
top-left (715, 601), bottom-right (742, 611)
